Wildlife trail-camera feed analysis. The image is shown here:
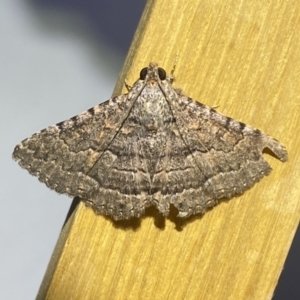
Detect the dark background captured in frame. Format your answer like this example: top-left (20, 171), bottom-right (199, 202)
top-left (0, 1), bottom-right (298, 299)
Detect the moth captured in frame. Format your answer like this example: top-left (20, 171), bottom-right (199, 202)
top-left (13, 62), bottom-right (287, 220)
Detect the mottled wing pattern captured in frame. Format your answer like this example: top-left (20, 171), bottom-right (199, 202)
top-left (13, 88), bottom-right (143, 201)
top-left (13, 62), bottom-right (288, 220)
top-left (164, 91), bottom-right (288, 217)
top-left (84, 83), bottom-right (185, 219)
top-left (83, 114), bottom-right (154, 219)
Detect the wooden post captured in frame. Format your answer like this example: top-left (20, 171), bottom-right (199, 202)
top-left (37, 0), bottom-right (300, 299)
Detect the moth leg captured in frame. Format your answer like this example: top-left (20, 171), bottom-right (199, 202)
top-left (169, 55), bottom-right (179, 84)
top-left (124, 79), bottom-right (132, 91)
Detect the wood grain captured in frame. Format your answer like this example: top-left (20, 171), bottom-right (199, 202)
top-left (37, 0), bottom-right (300, 299)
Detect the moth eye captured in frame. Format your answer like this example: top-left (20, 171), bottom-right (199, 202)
top-left (139, 68), bottom-right (148, 80)
top-left (158, 68), bottom-right (167, 80)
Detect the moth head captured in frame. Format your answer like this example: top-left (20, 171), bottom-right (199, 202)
top-left (139, 64), bottom-right (167, 81)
